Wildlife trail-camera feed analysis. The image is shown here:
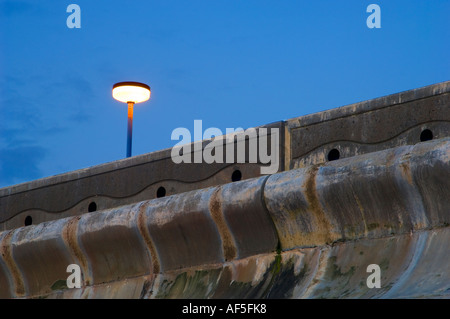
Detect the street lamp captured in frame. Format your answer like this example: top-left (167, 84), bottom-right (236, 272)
top-left (112, 81), bottom-right (151, 158)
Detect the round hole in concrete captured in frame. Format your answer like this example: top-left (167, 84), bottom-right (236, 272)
top-left (420, 129), bottom-right (433, 142)
top-left (24, 215), bottom-right (32, 226)
top-left (231, 169), bottom-right (242, 182)
top-left (88, 202), bottom-right (97, 212)
top-left (327, 149), bottom-right (340, 161)
top-left (157, 186), bottom-right (166, 198)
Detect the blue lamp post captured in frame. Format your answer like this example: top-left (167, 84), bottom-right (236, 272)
top-left (112, 81), bottom-right (151, 157)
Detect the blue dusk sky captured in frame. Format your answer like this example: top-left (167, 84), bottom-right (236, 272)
top-left (0, 0), bottom-right (449, 188)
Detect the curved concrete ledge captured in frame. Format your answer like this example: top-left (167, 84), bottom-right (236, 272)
top-left (0, 138), bottom-right (448, 298)
top-left (143, 187), bottom-right (225, 271)
top-left (216, 176), bottom-right (278, 260)
top-left (76, 206), bottom-right (154, 286)
top-left (33, 227), bottom-right (450, 299)
top-left (265, 137), bottom-right (450, 249)
top-left (2, 81), bottom-right (448, 232)
top-left (0, 172), bottom-right (278, 297)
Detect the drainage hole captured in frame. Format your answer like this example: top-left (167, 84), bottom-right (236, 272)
top-left (24, 215), bottom-right (32, 226)
top-left (327, 148), bottom-right (340, 161)
top-left (88, 202), bottom-right (97, 212)
top-left (232, 169), bottom-right (242, 182)
top-left (156, 186), bottom-right (166, 198)
top-left (420, 129), bottom-right (433, 142)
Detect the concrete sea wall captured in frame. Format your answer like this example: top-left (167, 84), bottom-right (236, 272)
top-left (0, 81), bottom-right (449, 298)
top-left (0, 138), bottom-right (448, 298)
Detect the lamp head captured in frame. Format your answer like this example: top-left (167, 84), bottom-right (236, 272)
top-left (112, 81), bottom-right (151, 104)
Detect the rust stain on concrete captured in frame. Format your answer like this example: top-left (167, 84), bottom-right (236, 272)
top-left (62, 216), bottom-right (90, 285)
top-left (303, 166), bottom-right (334, 245)
top-left (0, 230), bottom-right (25, 296)
top-left (351, 190), bottom-right (370, 235)
top-left (400, 161), bottom-right (414, 186)
top-left (209, 187), bottom-right (237, 261)
top-left (137, 203), bottom-right (160, 274)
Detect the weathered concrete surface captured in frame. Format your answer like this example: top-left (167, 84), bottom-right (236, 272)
top-left (265, 138), bottom-right (450, 249)
top-left (0, 123), bottom-right (284, 231)
top-left (287, 80), bottom-right (450, 168)
top-left (1, 80), bottom-right (449, 232)
top-left (5, 227), bottom-right (450, 299)
top-left (0, 137), bottom-right (448, 298)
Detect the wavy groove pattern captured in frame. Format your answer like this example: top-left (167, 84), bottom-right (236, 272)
top-left (0, 163), bottom-right (252, 224)
top-left (292, 120), bottom-right (450, 160)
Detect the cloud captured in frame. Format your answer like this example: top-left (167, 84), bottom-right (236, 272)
top-left (0, 145), bottom-right (47, 187)
top-left (50, 73), bottom-right (96, 124)
top-left (0, 119), bottom-right (49, 187)
top-left (0, 70), bottom-right (95, 187)
top-left (0, 74), bottom-right (73, 187)
top-left (68, 109), bottom-right (92, 124)
top-left (54, 75), bottom-right (96, 101)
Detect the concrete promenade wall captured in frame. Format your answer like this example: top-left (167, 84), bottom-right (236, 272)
top-left (0, 81), bottom-right (449, 298)
top-left (1, 81), bottom-right (448, 232)
top-left (0, 138), bottom-right (448, 298)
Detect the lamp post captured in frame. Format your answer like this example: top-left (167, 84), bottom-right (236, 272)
top-left (112, 81), bottom-right (151, 158)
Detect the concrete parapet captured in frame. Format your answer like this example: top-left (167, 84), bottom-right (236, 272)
top-left (264, 137), bottom-right (450, 250)
top-left (143, 187), bottom-right (225, 272)
top-left (0, 81), bottom-right (449, 299)
top-left (0, 122), bottom-right (283, 231)
top-left (215, 176), bottom-right (278, 260)
top-left (0, 137), bottom-right (448, 298)
top-left (0, 219), bottom-right (75, 298)
top-left (1, 81), bottom-right (449, 232)
top-left (76, 205), bottom-right (154, 285)
top-left (0, 173), bottom-right (281, 297)
top-left (286, 80), bottom-right (450, 168)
